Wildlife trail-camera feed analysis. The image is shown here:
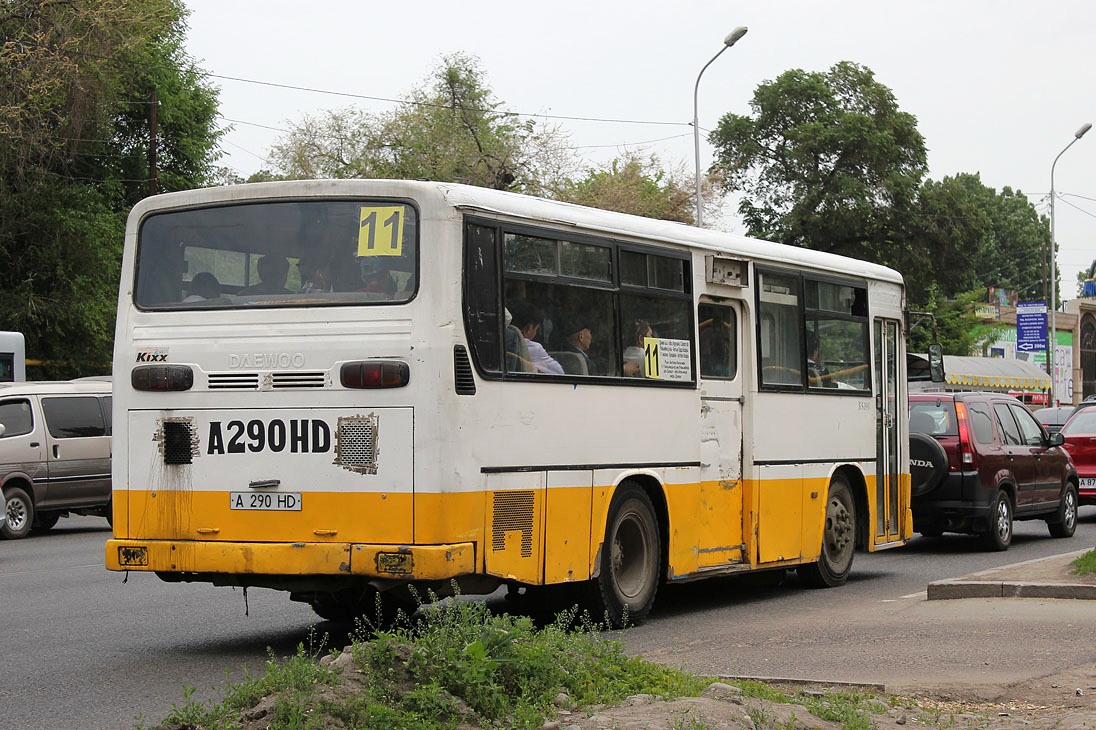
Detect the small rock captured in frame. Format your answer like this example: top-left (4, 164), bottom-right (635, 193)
top-left (1076, 688), bottom-right (1084, 696)
top-left (702, 681), bottom-right (743, 699)
top-left (896, 714), bottom-right (907, 725)
top-left (540, 721), bottom-right (560, 730)
top-left (1052, 683), bottom-right (1060, 688)
top-left (554, 691), bottom-right (573, 709)
top-left (330, 652), bottom-right (354, 671)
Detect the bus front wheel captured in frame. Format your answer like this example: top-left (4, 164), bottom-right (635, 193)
top-left (797, 475), bottom-right (855, 588)
top-left (591, 481), bottom-right (660, 627)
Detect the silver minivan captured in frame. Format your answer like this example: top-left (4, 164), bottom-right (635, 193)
top-left (0, 379), bottom-right (112, 539)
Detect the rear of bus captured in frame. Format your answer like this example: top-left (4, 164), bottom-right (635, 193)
top-left (106, 180), bottom-right (468, 617)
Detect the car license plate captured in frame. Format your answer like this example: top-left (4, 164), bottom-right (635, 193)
top-left (1080, 478), bottom-right (1096, 488)
top-left (229, 492), bottom-right (302, 511)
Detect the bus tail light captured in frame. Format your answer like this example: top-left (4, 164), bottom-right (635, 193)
top-left (341, 361), bottom-right (409, 389)
top-left (132, 364), bottom-right (194, 391)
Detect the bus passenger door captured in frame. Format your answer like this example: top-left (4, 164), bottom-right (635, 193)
top-left (696, 302), bottom-right (746, 568)
top-left (873, 319), bottom-right (904, 544)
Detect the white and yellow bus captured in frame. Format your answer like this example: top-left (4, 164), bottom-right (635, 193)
top-left (106, 180), bottom-right (912, 626)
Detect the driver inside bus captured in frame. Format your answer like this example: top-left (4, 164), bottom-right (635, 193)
top-left (806, 331), bottom-right (835, 388)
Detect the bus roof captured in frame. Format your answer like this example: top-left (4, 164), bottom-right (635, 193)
top-left (128, 179), bottom-right (904, 286)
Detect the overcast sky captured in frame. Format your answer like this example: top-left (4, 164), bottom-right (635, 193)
top-left (183, 0), bottom-right (1095, 300)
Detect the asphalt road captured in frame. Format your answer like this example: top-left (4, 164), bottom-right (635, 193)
top-left (3, 509), bottom-right (1096, 729)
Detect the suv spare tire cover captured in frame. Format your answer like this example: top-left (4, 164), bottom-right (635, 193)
top-left (909, 433), bottom-right (948, 496)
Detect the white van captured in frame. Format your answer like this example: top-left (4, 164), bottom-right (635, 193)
top-left (0, 379), bottom-right (112, 539)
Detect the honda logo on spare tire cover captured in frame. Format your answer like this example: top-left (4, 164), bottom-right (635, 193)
top-left (909, 432), bottom-right (948, 496)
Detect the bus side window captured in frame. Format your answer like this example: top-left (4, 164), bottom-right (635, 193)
top-left (699, 303), bottom-right (737, 379)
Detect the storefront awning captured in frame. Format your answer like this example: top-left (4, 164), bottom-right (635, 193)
top-left (937, 355), bottom-right (1051, 391)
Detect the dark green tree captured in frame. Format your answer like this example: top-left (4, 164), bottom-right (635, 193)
top-left (0, 0), bottom-right (222, 377)
top-left (709, 61), bottom-right (927, 263)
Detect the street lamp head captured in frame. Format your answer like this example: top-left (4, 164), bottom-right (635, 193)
top-left (1076, 122), bottom-right (1093, 139)
top-left (724, 26), bottom-right (748, 47)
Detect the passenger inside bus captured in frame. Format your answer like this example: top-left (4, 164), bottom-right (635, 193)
top-left (623, 319), bottom-right (653, 377)
top-left (183, 272), bottom-right (221, 302)
top-left (562, 319), bottom-right (600, 375)
top-left (508, 300), bottom-right (562, 374)
top-left (297, 253), bottom-right (333, 293)
top-left (240, 255), bottom-right (291, 295)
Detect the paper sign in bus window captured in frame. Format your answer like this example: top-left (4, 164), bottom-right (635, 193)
top-left (358, 206), bottom-right (404, 258)
top-left (644, 337), bottom-right (692, 381)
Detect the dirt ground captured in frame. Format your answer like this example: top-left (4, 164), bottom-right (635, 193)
top-left (544, 665), bottom-right (1096, 729)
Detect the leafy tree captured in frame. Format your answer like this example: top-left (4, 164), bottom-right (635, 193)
top-left (0, 0), bottom-right (222, 377)
top-left (909, 288), bottom-right (1002, 356)
top-left (709, 61), bottom-right (927, 263)
top-left (555, 151), bottom-right (695, 223)
top-left (269, 53), bottom-right (576, 195)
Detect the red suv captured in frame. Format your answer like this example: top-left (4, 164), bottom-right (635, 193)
top-left (908, 392), bottom-right (1078, 550)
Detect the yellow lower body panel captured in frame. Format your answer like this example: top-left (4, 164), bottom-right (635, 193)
top-left (105, 538), bottom-right (475, 580)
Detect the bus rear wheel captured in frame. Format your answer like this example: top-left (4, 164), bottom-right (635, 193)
top-left (590, 481), bottom-right (660, 628)
top-left (797, 475), bottom-right (855, 588)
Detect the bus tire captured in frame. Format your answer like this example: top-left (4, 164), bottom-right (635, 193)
top-left (2, 485), bottom-right (35, 539)
top-left (592, 481), bottom-right (660, 627)
top-left (797, 475), bottom-right (855, 588)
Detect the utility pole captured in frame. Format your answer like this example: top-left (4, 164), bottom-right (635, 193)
top-left (148, 89), bottom-right (159, 196)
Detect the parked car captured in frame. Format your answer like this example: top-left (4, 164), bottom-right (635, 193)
top-left (1057, 401), bottom-right (1096, 506)
top-left (0, 379), bottom-right (112, 539)
top-left (908, 392), bottom-right (1078, 550)
top-left (1032, 405), bottom-right (1076, 435)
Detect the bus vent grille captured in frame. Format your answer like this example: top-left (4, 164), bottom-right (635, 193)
top-left (334, 413), bottom-right (379, 475)
top-left (208, 373), bottom-right (260, 390)
top-left (158, 419), bottom-right (197, 465)
top-left (270, 371), bottom-right (327, 389)
top-left (491, 491), bottom-right (534, 558)
top-left (453, 346), bottom-right (476, 395)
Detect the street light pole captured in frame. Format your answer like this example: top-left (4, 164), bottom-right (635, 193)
top-left (693, 26), bottom-right (748, 228)
top-left (1048, 122), bottom-right (1092, 406)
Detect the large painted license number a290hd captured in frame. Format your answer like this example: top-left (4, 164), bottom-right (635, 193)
top-left (230, 492), bottom-right (303, 511)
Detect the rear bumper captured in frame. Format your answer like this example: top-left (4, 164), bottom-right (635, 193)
top-left (912, 471), bottom-right (995, 529)
top-left (105, 538), bottom-right (475, 581)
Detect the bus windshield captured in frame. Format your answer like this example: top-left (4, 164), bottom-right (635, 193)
top-left (135, 200), bottom-right (418, 309)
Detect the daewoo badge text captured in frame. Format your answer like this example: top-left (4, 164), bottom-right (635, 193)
top-left (207, 419), bottom-right (331, 454)
top-left (229, 352), bottom-right (306, 368)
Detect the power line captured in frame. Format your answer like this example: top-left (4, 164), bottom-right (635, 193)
top-left (206, 72), bottom-right (687, 128)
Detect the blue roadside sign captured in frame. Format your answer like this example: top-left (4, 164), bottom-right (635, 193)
top-left (1016, 301), bottom-right (1048, 353)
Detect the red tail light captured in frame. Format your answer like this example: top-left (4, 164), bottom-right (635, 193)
top-left (954, 401), bottom-right (973, 465)
top-left (340, 361), bottom-right (410, 389)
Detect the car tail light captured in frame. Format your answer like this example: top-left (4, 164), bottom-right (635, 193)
top-left (132, 364), bottom-right (193, 391)
top-left (340, 361), bottom-right (409, 389)
top-left (954, 401), bottom-right (973, 465)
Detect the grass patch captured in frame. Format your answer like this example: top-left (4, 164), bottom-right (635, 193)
top-left (141, 593), bottom-right (911, 730)
top-left (1072, 548), bottom-right (1096, 576)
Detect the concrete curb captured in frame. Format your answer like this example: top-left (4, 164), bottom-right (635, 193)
top-left (927, 549), bottom-right (1096, 600)
top-left (927, 580), bottom-right (1096, 600)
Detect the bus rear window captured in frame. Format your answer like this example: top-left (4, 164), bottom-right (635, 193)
top-left (135, 200), bottom-right (418, 309)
